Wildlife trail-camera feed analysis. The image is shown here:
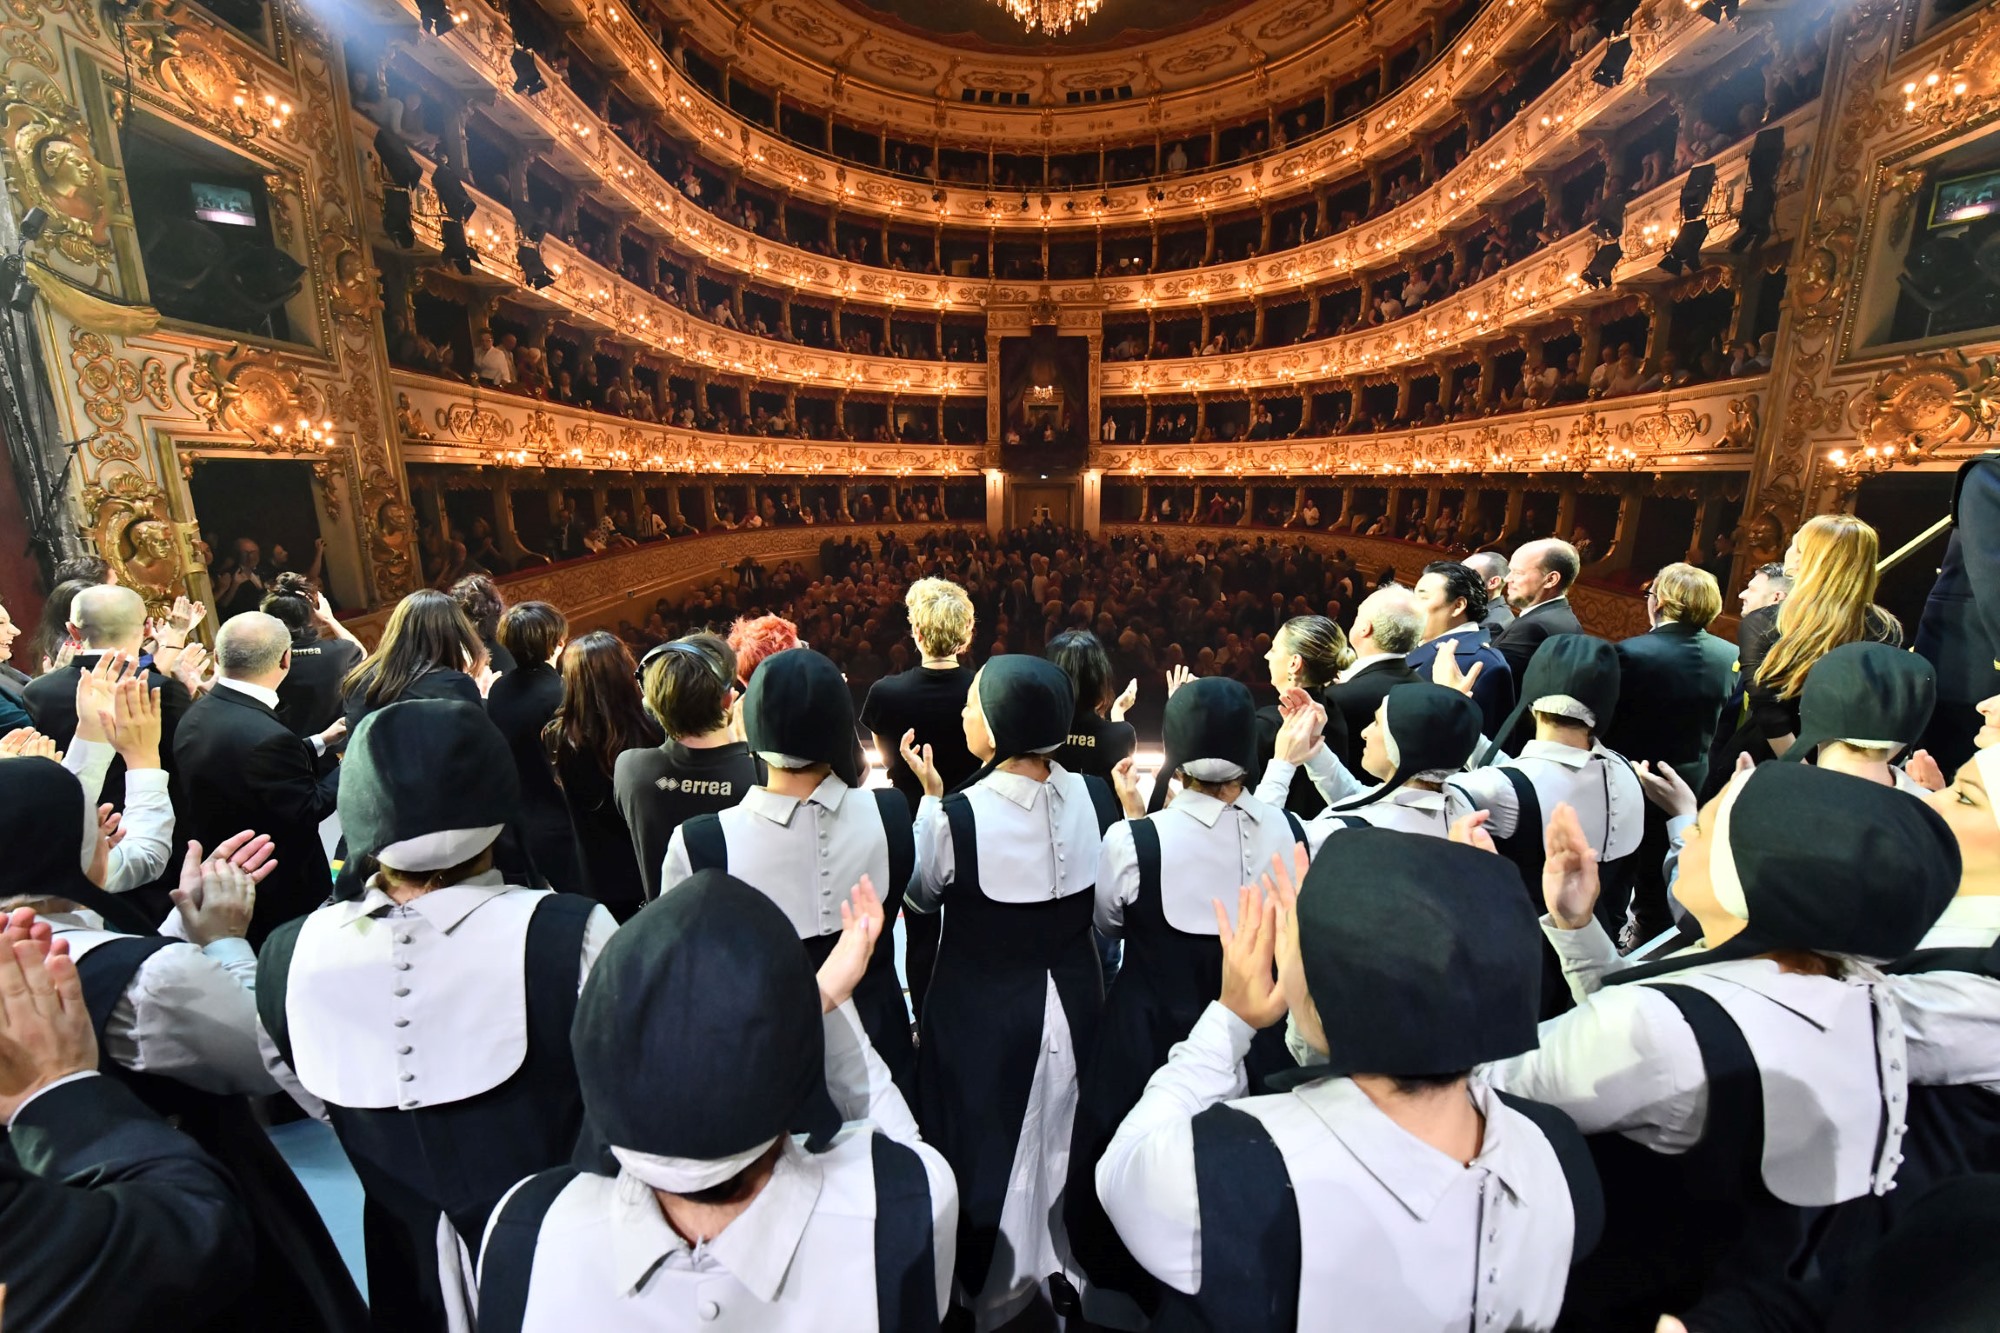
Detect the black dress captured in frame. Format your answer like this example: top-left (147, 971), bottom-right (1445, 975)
top-left (277, 638), bottom-right (364, 738)
top-left (342, 667), bottom-right (483, 732)
top-left (555, 725), bottom-right (662, 920)
top-left (484, 663), bottom-right (580, 890)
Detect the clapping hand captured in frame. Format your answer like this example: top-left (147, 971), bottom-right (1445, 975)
top-left (1634, 761), bottom-right (1698, 819)
top-left (1904, 749), bottom-right (1946, 792)
top-left (1543, 802), bottom-right (1600, 931)
top-left (172, 642), bottom-right (213, 696)
top-left (103, 678), bottom-right (163, 767)
top-left (1257, 843), bottom-right (1310, 916)
top-left (97, 804), bottom-right (123, 851)
top-left (1109, 677), bottom-right (1139, 722)
top-left (0, 729), bottom-right (59, 762)
top-left (171, 837), bottom-right (265, 946)
top-left (71, 650), bottom-right (135, 745)
top-left (1449, 810), bottom-right (1497, 853)
top-left (41, 640), bottom-right (76, 676)
top-left (1429, 640), bottom-right (1484, 697)
top-left (817, 876), bottom-right (884, 1014)
top-left (898, 729), bottom-right (944, 798)
top-left (1110, 755), bottom-right (1146, 819)
top-left (167, 596), bottom-right (205, 636)
top-left (1165, 664), bottom-right (1195, 698)
top-left (1216, 883), bottom-right (1288, 1029)
top-left (0, 922), bottom-right (95, 1124)
top-left (1273, 692), bottom-right (1327, 766)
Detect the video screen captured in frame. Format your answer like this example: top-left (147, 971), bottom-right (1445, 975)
top-left (191, 182), bottom-right (258, 227)
top-left (1931, 169), bottom-right (2000, 228)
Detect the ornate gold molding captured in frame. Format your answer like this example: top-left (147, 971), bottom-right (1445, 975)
top-left (2, 83), bottom-right (112, 267)
top-left (81, 470), bottom-right (190, 613)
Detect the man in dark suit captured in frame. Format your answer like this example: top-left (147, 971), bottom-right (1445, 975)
top-left (1915, 449), bottom-right (1999, 775)
top-left (1606, 562), bottom-right (1741, 940)
top-left (1493, 537), bottom-right (1586, 682)
top-left (23, 585), bottom-right (191, 808)
top-left (0, 594), bottom-right (31, 734)
top-left (1462, 550), bottom-right (1514, 636)
top-left (1326, 585), bottom-right (1423, 772)
top-left (174, 612), bottom-right (346, 945)
top-left (0, 926), bottom-right (250, 1332)
top-left (1407, 560), bottom-right (1516, 735)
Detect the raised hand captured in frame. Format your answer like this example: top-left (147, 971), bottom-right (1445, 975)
top-left (1258, 842), bottom-right (1311, 915)
top-left (207, 829), bottom-right (280, 884)
top-left (898, 728), bottom-right (944, 798)
top-left (1110, 754), bottom-right (1146, 819)
top-left (103, 679), bottom-right (163, 768)
top-left (0, 729), bottom-right (59, 762)
top-left (1216, 884), bottom-right (1288, 1029)
top-left (167, 595), bottom-right (205, 635)
top-left (475, 664), bottom-right (501, 697)
top-left (1430, 640), bottom-right (1484, 697)
top-left (172, 642), bottom-right (213, 696)
top-left (817, 876), bottom-right (884, 1014)
top-left (1109, 676), bottom-right (1139, 722)
top-left (98, 804), bottom-right (123, 851)
top-left (170, 842), bottom-right (258, 946)
top-left (1276, 685), bottom-right (1315, 718)
top-left (71, 649), bottom-right (135, 745)
top-left (0, 934), bottom-right (97, 1123)
top-left (1634, 760), bottom-right (1698, 819)
top-left (41, 640), bottom-right (76, 676)
top-left (1904, 749), bottom-right (1946, 793)
top-left (1165, 664), bottom-right (1195, 698)
top-left (1449, 810), bottom-right (1497, 853)
top-left (1543, 802), bottom-right (1600, 931)
top-left (1273, 697), bottom-right (1326, 765)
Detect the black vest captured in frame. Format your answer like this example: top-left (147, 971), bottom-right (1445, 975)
top-left (258, 892), bottom-right (597, 1333)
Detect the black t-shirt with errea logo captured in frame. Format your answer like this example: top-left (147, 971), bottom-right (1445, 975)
top-left (614, 739), bottom-right (764, 900)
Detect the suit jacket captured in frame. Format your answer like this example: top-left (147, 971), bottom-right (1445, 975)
top-left (0, 661), bottom-right (31, 734)
top-left (24, 655), bottom-right (191, 808)
top-left (1494, 596), bottom-right (1586, 682)
top-left (1915, 451), bottom-right (2000, 771)
top-left (1327, 657), bottom-right (1423, 772)
top-left (1606, 621), bottom-right (1740, 792)
top-left (0, 1074), bottom-right (250, 1333)
top-left (174, 684), bottom-right (340, 944)
top-left (1406, 626), bottom-right (1517, 735)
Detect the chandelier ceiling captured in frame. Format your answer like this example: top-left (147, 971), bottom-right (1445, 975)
top-left (993, 0), bottom-right (1103, 36)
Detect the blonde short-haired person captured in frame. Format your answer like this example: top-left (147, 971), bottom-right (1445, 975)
top-left (864, 578), bottom-right (980, 813)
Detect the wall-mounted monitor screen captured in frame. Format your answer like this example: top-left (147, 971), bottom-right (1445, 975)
top-left (191, 182), bottom-right (258, 227)
top-left (1931, 169), bottom-right (2000, 228)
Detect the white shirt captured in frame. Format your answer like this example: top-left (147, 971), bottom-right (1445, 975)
top-left (472, 344), bottom-right (514, 384)
top-left (269, 873), bottom-right (617, 1111)
top-left (908, 765), bottom-right (1101, 912)
top-left (1256, 749), bottom-right (1452, 848)
top-left (1098, 1002), bottom-right (1577, 1328)
top-left (1095, 790), bottom-right (1298, 937)
top-left (1883, 897), bottom-right (2000, 1097)
top-left (49, 915), bottom-right (272, 1096)
top-left (63, 738), bottom-right (175, 893)
top-left (1446, 740), bottom-right (1645, 861)
top-left (1334, 651), bottom-right (1402, 685)
top-left (1486, 920), bottom-right (1911, 1204)
top-left (481, 1001), bottom-right (958, 1330)
top-left (661, 777), bottom-right (886, 939)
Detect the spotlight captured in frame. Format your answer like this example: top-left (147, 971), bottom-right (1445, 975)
top-left (1580, 240), bottom-right (1622, 289)
top-left (417, 0), bottom-right (456, 34)
top-left (1695, 0), bottom-right (1737, 21)
top-left (1658, 218), bottom-right (1709, 275)
top-left (510, 46), bottom-right (546, 96)
top-left (518, 242), bottom-right (556, 289)
top-left (18, 207), bottom-right (48, 241)
top-left (510, 199), bottom-right (548, 244)
top-left (441, 218), bottom-right (476, 274)
top-left (431, 157), bottom-right (474, 223)
top-left (1730, 127), bottom-right (1784, 253)
top-left (1678, 164), bottom-right (1717, 219)
top-left (0, 254), bottom-right (33, 312)
top-left (382, 186), bottom-right (416, 249)
top-left (1592, 35), bottom-right (1630, 87)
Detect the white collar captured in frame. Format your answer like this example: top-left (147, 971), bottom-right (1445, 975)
top-left (1516, 596), bottom-right (1572, 620)
top-left (214, 676), bottom-right (281, 710)
top-left (982, 765), bottom-right (1060, 810)
top-left (1659, 957), bottom-right (1883, 1032)
top-left (330, 871), bottom-right (514, 933)
top-left (1430, 622), bottom-right (1481, 642)
top-left (1167, 789), bottom-right (1268, 828)
top-left (740, 775), bottom-right (849, 825)
top-left (609, 1139), bottom-right (823, 1300)
top-left (1385, 787), bottom-right (1447, 810)
top-left (1921, 896), bottom-right (2000, 948)
top-left (1292, 1076), bottom-right (1529, 1218)
top-left (1517, 738), bottom-right (1596, 770)
top-left (1337, 652), bottom-right (1402, 684)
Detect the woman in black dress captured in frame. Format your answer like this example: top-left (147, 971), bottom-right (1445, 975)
top-left (1048, 629), bottom-right (1136, 780)
top-left (485, 602), bottom-right (579, 889)
top-left (544, 631), bottom-right (662, 919)
top-left (340, 588), bottom-right (485, 731)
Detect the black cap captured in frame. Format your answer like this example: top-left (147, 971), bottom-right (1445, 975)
top-left (960, 655), bottom-right (1075, 789)
top-left (742, 648), bottom-right (862, 787)
top-left (573, 870), bottom-right (833, 1158)
top-left (1608, 763), bottom-right (1960, 985)
top-left (1335, 683), bottom-right (1484, 810)
top-left (1270, 829), bottom-right (1541, 1083)
top-left (0, 757), bottom-right (154, 934)
top-left (1785, 641), bottom-right (1936, 764)
top-left (1481, 633), bottom-right (1620, 765)
top-left (334, 700), bottom-right (520, 899)
top-left (1150, 676), bottom-right (1258, 813)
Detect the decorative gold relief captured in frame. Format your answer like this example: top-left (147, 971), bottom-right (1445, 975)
top-left (2, 89), bottom-right (111, 265)
top-left (395, 393), bottom-right (433, 441)
top-left (189, 343), bottom-right (329, 445)
top-left (81, 470), bottom-right (186, 611)
top-left (1852, 352), bottom-right (2000, 454)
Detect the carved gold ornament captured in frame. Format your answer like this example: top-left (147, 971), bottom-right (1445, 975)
top-left (1, 94), bottom-right (111, 264)
top-left (1852, 351), bottom-right (2000, 454)
top-left (189, 344), bottom-right (335, 449)
top-left (81, 470), bottom-right (187, 611)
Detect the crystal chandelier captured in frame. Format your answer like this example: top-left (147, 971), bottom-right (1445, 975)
top-left (995, 0), bottom-right (1103, 37)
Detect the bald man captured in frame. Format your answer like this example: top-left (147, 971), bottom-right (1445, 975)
top-left (173, 613), bottom-right (346, 945)
top-left (1462, 550), bottom-right (1514, 635)
top-left (23, 584), bottom-right (192, 811)
top-left (1325, 585), bottom-right (1424, 772)
top-left (1493, 538), bottom-right (1587, 682)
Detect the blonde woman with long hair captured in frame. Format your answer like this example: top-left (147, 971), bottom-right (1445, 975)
top-left (1708, 514), bottom-right (1902, 790)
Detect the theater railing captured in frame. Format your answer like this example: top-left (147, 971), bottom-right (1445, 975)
top-left (1094, 376), bottom-right (1765, 476)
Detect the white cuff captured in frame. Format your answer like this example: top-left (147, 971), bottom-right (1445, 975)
top-left (201, 936), bottom-right (256, 968)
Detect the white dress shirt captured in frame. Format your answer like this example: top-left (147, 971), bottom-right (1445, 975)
top-left (1095, 790), bottom-right (1298, 937)
top-left (908, 765), bottom-right (1100, 912)
top-left (64, 738), bottom-right (175, 893)
top-left (481, 1001), bottom-right (958, 1330)
top-left (1882, 896), bottom-right (2000, 1098)
top-left (660, 776), bottom-right (886, 939)
top-left (1446, 740), bottom-right (1645, 860)
top-left (1334, 652), bottom-right (1403, 685)
top-left (49, 914), bottom-right (272, 1096)
top-left (1256, 748), bottom-right (1452, 848)
top-left (269, 872), bottom-right (617, 1112)
top-left (1486, 919), bottom-right (1912, 1204)
top-left (1098, 1002), bottom-right (1577, 1330)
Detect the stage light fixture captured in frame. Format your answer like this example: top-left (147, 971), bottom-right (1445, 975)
top-left (1592, 36), bottom-right (1631, 87)
top-left (431, 158), bottom-right (475, 223)
top-left (1695, 0), bottom-right (1738, 22)
top-left (1730, 127), bottom-right (1784, 253)
top-left (417, 0), bottom-right (456, 35)
top-left (518, 242), bottom-right (557, 289)
top-left (382, 187), bottom-right (416, 249)
top-left (441, 219), bottom-right (476, 274)
top-left (18, 207), bottom-right (48, 242)
top-left (1658, 218), bottom-right (1709, 274)
top-left (1580, 240), bottom-right (1622, 289)
top-left (0, 255), bottom-right (34, 312)
top-left (511, 47), bottom-right (546, 96)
